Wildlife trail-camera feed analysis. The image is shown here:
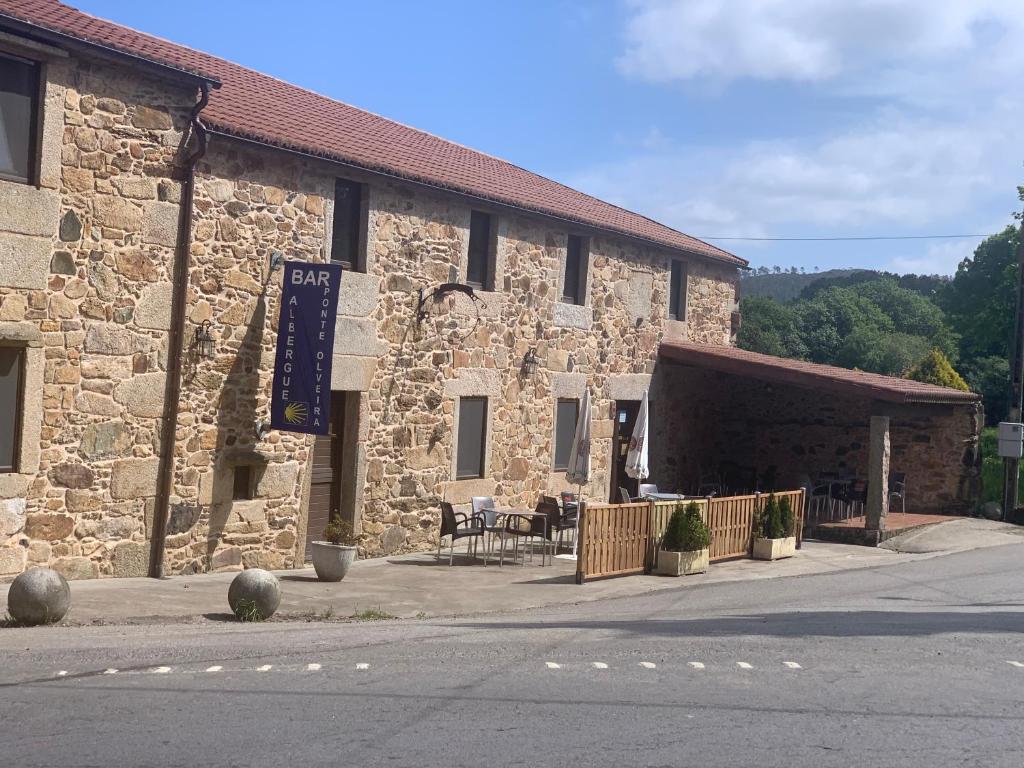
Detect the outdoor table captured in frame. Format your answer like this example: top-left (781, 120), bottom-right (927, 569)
top-left (643, 492), bottom-right (689, 501)
top-left (486, 508), bottom-right (549, 567)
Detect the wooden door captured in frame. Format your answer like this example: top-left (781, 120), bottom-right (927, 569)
top-left (609, 401), bottom-right (640, 503)
top-left (304, 392), bottom-right (346, 560)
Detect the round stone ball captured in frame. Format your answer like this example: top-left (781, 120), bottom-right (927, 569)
top-left (7, 567), bottom-right (71, 626)
top-left (227, 568), bottom-right (281, 621)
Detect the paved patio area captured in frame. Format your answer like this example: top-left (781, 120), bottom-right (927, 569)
top-left (8, 522), bottom-right (1021, 626)
top-left (812, 512), bottom-right (960, 531)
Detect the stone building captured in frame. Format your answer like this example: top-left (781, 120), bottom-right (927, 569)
top-left (0, 1), bottom-right (979, 580)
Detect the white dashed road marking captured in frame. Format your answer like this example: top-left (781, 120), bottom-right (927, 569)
top-left (736, 662), bottom-right (753, 670)
top-left (783, 662), bottom-right (802, 669)
top-left (103, 669), bottom-right (118, 675)
top-left (1007, 661), bottom-right (1024, 668)
top-left (256, 665), bottom-right (272, 672)
top-left (639, 662), bottom-right (657, 669)
top-left (592, 662), bottom-right (609, 669)
top-left (307, 663), bottom-right (322, 671)
top-left (205, 665), bottom-right (222, 672)
top-left (545, 662), bottom-right (561, 669)
top-left (688, 662), bottom-right (705, 670)
top-left (356, 663), bottom-right (370, 670)
top-left (151, 666), bottom-right (172, 674)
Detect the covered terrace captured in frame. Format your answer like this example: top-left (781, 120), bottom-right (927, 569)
top-left (648, 342), bottom-right (982, 544)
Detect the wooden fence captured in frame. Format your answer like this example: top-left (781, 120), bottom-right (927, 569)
top-left (577, 489), bottom-right (805, 583)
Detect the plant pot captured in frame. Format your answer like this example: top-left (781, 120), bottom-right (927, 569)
top-left (752, 536), bottom-right (796, 561)
top-left (310, 541), bottom-right (358, 582)
top-left (655, 547), bottom-right (710, 576)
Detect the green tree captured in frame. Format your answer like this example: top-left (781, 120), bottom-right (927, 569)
top-left (941, 225), bottom-right (1020, 363)
top-left (905, 349), bottom-right (970, 391)
top-left (736, 297), bottom-right (807, 358)
top-left (963, 356), bottom-right (1009, 423)
top-left (795, 287), bottom-right (893, 364)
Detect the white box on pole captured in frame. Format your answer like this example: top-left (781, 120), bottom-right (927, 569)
top-left (997, 422), bottom-right (1024, 458)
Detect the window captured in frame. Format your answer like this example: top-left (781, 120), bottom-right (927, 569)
top-left (456, 397), bottom-right (487, 480)
top-left (669, 260), bottom-right (687, 320)
top-left (0, 347), bottom-right (25, 473)
top-left (0, 53), bottom-right (40, 184)
top-left (466, 210), bottom-right (493, 289)
top-left (553, 398), bottom-right (579, 471)
top-left (562, 234), bottom-right (588, 305)
top-left (232, 465), bottom-right (254, 500)
top-left (330, 178), bottom-right (364, 271)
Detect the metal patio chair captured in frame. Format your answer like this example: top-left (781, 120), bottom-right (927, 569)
top-left (889, 472), bottom-right (907, 513)
top-left (437, 501), bottom-right (484, 566)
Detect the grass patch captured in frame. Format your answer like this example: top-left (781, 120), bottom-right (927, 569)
top-left (352, 606), bottom-right (396, 621)
top-left (232, 598), bottom-right (266, 622)
top-left (980, 427), bottom-right (1024, 506)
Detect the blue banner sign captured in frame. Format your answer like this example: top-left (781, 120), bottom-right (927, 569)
top-left (270, 261), bottom-right (342, 435)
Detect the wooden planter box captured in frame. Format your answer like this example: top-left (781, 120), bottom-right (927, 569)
top-left (752, 536), bottom-right (796, 561)
top-left (655, 547), bottom-right (710, 576)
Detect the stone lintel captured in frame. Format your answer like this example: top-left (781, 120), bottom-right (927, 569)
top-left (551, 372), bottom-right (587, 399)
top-left (608, 373), bottom-right (652, 402)
top-left (443, 368), bottom-right (500, 398)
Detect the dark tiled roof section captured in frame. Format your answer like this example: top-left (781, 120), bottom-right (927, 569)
top-left (0, 0), bottom-right (745, 267)
top-left (659, 341), bottom-right (981, 405)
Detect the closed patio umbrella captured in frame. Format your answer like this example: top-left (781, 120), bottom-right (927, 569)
top-left (561, 387), bottom-right (592, 559)
top-left (624, 389), bottom-right (649, 482)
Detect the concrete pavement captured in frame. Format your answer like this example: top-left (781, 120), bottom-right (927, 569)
top-left (3, 518), bottom-right (1020, 625)
top-left (2, 537), bottom-right (1023, 767)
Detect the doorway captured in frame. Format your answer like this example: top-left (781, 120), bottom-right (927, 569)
top-left (305, 391), bottom-right (357, 560)
top-left (609, 400), bottom-right (640, 503)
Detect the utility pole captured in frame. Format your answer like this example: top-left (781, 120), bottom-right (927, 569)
top-left (1003, 219), bottom-right (1024, 522)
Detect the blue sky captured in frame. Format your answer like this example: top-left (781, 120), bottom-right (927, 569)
top-left (75, 0), bottom-right (1023, 275)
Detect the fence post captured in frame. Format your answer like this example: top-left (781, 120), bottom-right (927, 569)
top-left (796, 489), bottom-right (805, 549)
top-left (575, 501), bottom-right (587, 585)
top-left (751, 491), bottom-right (761, 556)
top-left (645, 499), bottom-right (657, 573)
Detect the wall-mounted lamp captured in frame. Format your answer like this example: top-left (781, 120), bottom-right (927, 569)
top-left (269, 250), bottom-right (284, 272)
top-left (521, 347), bottom-right (540, 377)
top-left (255, 420), bottom-right (272, 440)
top-left (194, 320), bottom-right (216, 360)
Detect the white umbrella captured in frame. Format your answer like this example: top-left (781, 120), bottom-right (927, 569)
top-left (561, 387), bottom-right (592, 559)
top-left (625, 389), bottom-right (649, 482)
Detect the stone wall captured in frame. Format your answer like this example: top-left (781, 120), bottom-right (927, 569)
top-left (0, 43), bottom-right (195, 579)
top-left (650, 363), bottom-right (981, 514)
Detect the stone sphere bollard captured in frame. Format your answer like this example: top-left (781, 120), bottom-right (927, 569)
top-left (227, 568), bottom-right (281, 621)
top-left (7, 567), bottom-right (71, 626)
top-left (980, 501), bottom-right (1003, 521)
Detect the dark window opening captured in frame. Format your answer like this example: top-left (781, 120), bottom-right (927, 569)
top-left (466, 210), bottom-right (492, 289)
top-left (553, 398), bottom-right (579, 471)
top-left (563, 234), bottom-right (587, 305)
top-left (331, 178), bottom-right (364, 271)
top-left (232, 465), bottom-right (254, 500)
top-left (456, 397), bottom-right (487, 480)
top-left (0, 52), bottom-right (40, 184)
top-left (0, 347), bottom-right (25, 473)
top-left (669, 260), bottom-right (687, 320)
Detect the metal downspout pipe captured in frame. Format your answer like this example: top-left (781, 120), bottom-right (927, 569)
top-left (148, 83), bottom-right (210, 578)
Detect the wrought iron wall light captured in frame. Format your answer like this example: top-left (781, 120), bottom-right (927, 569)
top-left (194, 320), bottom-right (216, 359)
top-left (521, 347), bottom-right (540, 377)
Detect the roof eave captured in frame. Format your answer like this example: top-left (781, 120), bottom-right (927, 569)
top-left (0, 12), bottom-right (221, 87)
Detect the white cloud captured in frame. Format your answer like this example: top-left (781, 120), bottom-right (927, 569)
top-left (618, 0), bottom-right (1023, 98)
top-left (566, 0), bottom-right (1024, 274)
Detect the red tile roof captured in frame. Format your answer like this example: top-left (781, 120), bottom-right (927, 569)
top-left (659, 341), bottom-right (981, 405)
top-left (0, 0), bottom-right (746, 267)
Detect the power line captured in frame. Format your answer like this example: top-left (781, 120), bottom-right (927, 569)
top-left (699, 233), bottom-right (993, 242)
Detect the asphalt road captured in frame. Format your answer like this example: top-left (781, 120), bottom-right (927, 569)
top-left (3, 543), bottom-right (1024, 768)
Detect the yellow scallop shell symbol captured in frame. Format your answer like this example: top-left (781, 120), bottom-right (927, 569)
top-left (283, 402), bottom-right (308, 425)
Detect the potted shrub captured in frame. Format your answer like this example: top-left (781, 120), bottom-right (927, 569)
top-left (655, 501), bottom-right (711, 576)
top-left (752, 494), bottom-right (797, 561)
top-left (310, 514), bottom-right (359, 582)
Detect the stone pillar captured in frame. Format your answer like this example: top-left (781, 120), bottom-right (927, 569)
top-left (865, 415), bottom-right (890, 531)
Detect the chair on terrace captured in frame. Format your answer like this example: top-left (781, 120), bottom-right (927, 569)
top-left (889, 472), bottom-right (907, 513)
top-left (437, 501), bottom-right (484, 566)
top-left (619, 487), bottom-right (632, 503)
